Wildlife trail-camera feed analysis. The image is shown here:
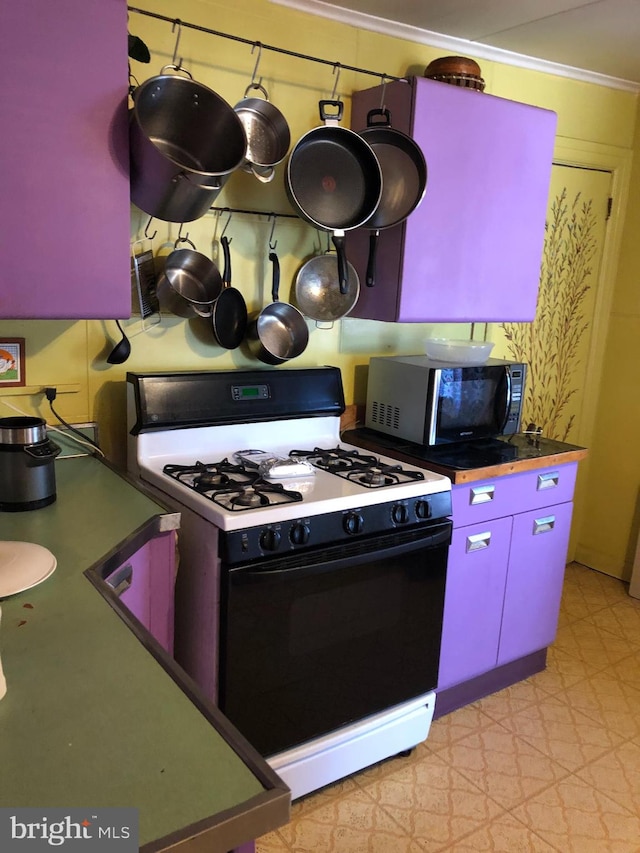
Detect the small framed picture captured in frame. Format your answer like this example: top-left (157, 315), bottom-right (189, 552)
top-left (0, 338), bottom-right (25, 387)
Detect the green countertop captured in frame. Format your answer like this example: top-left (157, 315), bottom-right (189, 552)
top-left (0, 456), bottom-right (289, 852)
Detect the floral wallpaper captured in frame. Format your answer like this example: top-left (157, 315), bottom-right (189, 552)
top-left (499, 188), bottom-right (598, 441)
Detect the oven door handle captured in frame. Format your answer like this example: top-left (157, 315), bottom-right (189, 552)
top-left (229, 522), bottom-right (452, 582)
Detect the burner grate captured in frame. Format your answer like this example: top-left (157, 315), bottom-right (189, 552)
top-left (163, 460), bottom-right (303, 509)
top-left (290, 447), bottom-right (425, 487)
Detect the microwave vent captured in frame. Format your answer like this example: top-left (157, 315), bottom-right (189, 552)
top-left (371, 401), bottom-right (400, 431)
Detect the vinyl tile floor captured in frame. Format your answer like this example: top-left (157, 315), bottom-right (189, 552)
top-left (256, 562), bottom-right (640, 852)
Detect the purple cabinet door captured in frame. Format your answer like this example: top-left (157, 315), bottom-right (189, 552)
top-left (497, 501), bottom-right (573, 666)
top-left (438, 515), bottom-right (512, 691)
top-left (108, 531), bottom-right (177, 655)
top-left (1, 0), bottom-right (130, 319)
top-left (349, 78), bottom-right (557, 322)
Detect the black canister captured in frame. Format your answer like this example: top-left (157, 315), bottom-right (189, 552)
top-left (0, 417), bottom-right (61, 511)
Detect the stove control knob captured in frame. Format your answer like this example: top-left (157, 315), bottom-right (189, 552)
top-left (289, 522), bottom-right (311, 546)
top-left (391, 503), bottom-right (410, 525)
top-left (343, 511), bottom-right (364, 535)
top-left (415, 499), bottom-right (432, 520)
top-left (259, 526), bottom-right (282, 552)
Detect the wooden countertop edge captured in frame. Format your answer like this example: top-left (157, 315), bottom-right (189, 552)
top-left (422, 447), bottom-right (588, 483)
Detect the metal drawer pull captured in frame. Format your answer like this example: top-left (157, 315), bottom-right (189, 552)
top-left (537, 472), bottom-right (559, 491)
top-left (105, 563), bottom-right (133, 597)
top-left (470, 485), bottom-right (495, 505)
top-left (533, 516), bottom-right (556, 535)
top-left (466, 532), bottom-right (492, 552)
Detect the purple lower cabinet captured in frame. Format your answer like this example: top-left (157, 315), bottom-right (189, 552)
top-left (112, 530), bottom-right (177, 655)
top-left (497, 501), bottom-right (573, 666)
top-left (438, 516), bottom-right (512, 691)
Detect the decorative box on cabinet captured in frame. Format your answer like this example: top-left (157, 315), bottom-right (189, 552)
top-left (348, 78), bottom-right (557, 322)
top-left (103, 529), bottom-right (177, 655)
top-left (0, 0), bottom-right (130, 319)
top-left (438, 463), bottom-right (577, 694)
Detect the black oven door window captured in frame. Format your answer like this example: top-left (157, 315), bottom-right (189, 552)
top-left (219, 521), bottom-right (451, 757)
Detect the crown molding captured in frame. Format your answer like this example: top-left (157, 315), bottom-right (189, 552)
top-left (269, 0), bottom-right (640, 93)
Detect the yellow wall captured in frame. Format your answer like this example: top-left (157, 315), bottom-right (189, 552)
top-left (1, 0), bottom-right (639, 577)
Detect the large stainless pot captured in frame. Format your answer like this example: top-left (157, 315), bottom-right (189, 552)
top-left (0, 417), bottom-right (61, 512)
top-left (129, 68), bottom-right (247, 223)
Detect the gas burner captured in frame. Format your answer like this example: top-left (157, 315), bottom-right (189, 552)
top-left (290, 447), bottom-right (425, 487)
top-left (212, 480), bottom-right (303, 512)
top-left (164, 459), bottom-right (255, 492)
top-left (290, 447), bottom-right (376, 471)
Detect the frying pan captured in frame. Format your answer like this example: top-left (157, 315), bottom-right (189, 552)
top-left (357, 108), bottom-right (427, 287)
top-left (286, 100), bottom-right (383, 294)
top-left (247, 250), bottom-right (309, 365)
top-left (294, 249), bottom-right (360, 328)
top-left (211, 236), bottom-right (248, 349)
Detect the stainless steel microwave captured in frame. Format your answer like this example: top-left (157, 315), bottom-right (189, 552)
top-left (365, 355), bottom-right (526, 445)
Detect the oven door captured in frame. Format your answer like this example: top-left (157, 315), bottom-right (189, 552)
top-left (219, 520), bottom-right (451, 757)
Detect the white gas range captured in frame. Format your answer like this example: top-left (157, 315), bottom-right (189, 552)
top-left (127, 367), bottom-right (452, 800)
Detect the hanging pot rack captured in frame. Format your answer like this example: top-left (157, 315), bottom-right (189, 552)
top-left (127, 6), bottom-right (409, 84)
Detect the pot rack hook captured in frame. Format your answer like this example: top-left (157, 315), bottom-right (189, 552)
top-left (220, 210), bottom-right (233, 242)
top-left (268, 215), bottom-right (278, 251)
top-left (331, 62), bottom-right (342, 100)
top-left (144, 216), bottom-right (157, 241)
top-left (250, 41), bottom-right (263, 87)
top-left (171, 19), bottom-right (184, 69)
top-left (379, 74), bottom-right (388, 111)
top-left (176, 222), bottom-right (190, 244)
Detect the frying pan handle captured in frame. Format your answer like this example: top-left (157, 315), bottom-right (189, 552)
top-left (319, 99), bottom-right (344, 124)
top-left (332, 234), bottom-right (349, 294)
top-left (221, 236), bottom-right (231, 286)
top-left (366, 231), bottom-right (379, 287)
top-left (366, 108), bottom-right (393, 128)
top-left (269, 251), bottom-right (280, 301)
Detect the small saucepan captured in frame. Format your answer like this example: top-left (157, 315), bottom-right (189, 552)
top-left (286, 100), bottom-right (382, 294)
top-left (156, 238), bottom-right (222, 318)
top-left (234, 82), bottom-right (291, 183)
top-left (357, 108), bottom-right (427, 287)
top-left (247, 251), bottom-right (309, 365)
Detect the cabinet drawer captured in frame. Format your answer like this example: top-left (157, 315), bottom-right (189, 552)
top-left (452, 463), bottom-right (578, 527)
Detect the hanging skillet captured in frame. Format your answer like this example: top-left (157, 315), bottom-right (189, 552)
top-left (357, 108), bottom-right (427, 287)
top-left (286, 99), bottom-right (383, 294)
top-left (211, 236), bottom-right (247, 349)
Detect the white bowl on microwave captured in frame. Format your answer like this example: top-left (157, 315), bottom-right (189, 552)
top-left (424, 338), bottom-right (495, 365)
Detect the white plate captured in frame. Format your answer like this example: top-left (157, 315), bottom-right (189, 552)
top-left (0, 541), bottom-right (57, 598)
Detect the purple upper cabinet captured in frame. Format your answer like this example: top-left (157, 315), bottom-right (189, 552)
top-left (349, 78), bottom-right (557, 322)
top-left (0, 0), bottom-right (130, 319)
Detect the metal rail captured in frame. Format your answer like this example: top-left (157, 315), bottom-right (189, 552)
top-left (127, 6), bottom-right (409, 84)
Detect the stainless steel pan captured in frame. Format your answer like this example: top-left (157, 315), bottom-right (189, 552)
top-left (247, 251), bottom-right (309, 364)
top-left (294, 249), bottom-right (360, 328)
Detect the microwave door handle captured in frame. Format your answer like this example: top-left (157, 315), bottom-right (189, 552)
top-left (497, 366), bottom-right (512, 433)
